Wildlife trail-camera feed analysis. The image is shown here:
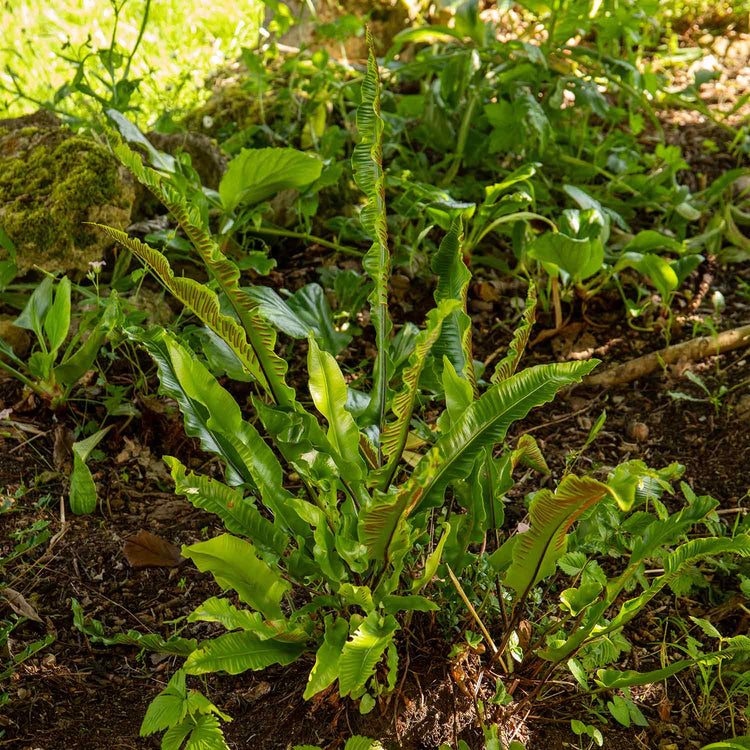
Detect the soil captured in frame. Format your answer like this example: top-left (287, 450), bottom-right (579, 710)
top-left (2, 20), bottom-right (750, 750)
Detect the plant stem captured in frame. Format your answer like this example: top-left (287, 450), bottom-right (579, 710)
top-left (446, 564), bottom-right (499, 657)
top-left (248, 226), bottom-right (363, 257)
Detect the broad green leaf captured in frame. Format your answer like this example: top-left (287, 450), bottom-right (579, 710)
top-left (184, 630), bottom-right (306, 676)
top-left (527, 232), bottom-right (603, 281)
top-left (14, 274), bottom-right (53, 344)
top-left (246, 283), bottom-right (350, 355)
top-left (165, 459), bottom-right (288, 559)
top-left (338, 612), bottom-right (399, 697)
top-left (140, 670), bottom-right (187, 736)
top-left (127, 327), bottom-right (252, 486)
top-left (491, 283), bottom-right (537, 384)
top-left (303, 615), bottom-right (348, 700)
top-left (71, 598), bottom-right (197, 655)
top-left (188, 596), bottom-right (270, 632)
top-left (431, 216), bottom-right (476, 393)
top-left (188, 596), bottom-right (308, 643)
top-left (219, 147), bottom-right (322, 211)
top-left (182, 534), bottom-right (290, 620)
top-left (411, 521), bottom-right (450, 593)
top-left (504, 475), bottom-right (616, 600)
top-left (358, 486), bottom-right (419, 567)
top-left (617, 252), bottom-right (678, 301)
top-left (403, 361), bottom-right (598, 512)
top-left (55, 291), bottom-right (121, 386)
top-left (560, 582), bottom-right (603, 616)
top-left (162, 720), bottom-right (193, 750)
top-left (183, 713), bottom-right (230, 750)
top-left (352, 29), bottom-right (392, 431)
top-left (338, 583), bottom-right (375, 614)
top-left (69, 427), bottom-right (111, 515)
top-left (308, 337), bottom-right (365, 480)
top-left (623, 230), bottom-right (683, 254)
top-left (376, 299), bottom-right (459, 487)
top-left (43, 276), bottom-right (71, 355)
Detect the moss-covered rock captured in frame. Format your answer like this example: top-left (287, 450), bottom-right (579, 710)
top-left (181, 85), bottom-right (277, 140)
top-left (0, 111), bottom-right (135, 274)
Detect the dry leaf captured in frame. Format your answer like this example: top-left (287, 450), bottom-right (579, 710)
top-left (657, 695), bottom-right (672, 722)
top-left (53, 424), bottom-right (74, 473)
top-left (2, 588), bottom-right (42, 622)
top-left (477, 281), bottom-right (500, 302)
top-left (518, 619), bottom-right (532, 652)
top-left (123, 530), bottom-right (184, 568)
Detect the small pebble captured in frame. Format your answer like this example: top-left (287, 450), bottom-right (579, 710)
top-left (628, 421), bottom-right (649, 442)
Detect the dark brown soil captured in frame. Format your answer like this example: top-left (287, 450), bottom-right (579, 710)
top-left (1, 250), bottom-right (748, 749)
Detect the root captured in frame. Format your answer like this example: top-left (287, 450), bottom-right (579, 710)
top-left (584, 324), bottom-right (750, 387)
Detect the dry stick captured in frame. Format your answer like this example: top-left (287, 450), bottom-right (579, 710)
top-left (446, 564), bottom-right (499, 657)
top-left (583, 323), bottom-right (750, 388)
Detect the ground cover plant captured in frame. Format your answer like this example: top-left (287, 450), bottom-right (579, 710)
top-left (0, 2), bottom-right (749, 749)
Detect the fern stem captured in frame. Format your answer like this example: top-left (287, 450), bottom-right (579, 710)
top-left (247, 226), bottom-right (363, 257)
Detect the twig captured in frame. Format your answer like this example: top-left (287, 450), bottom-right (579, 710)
top-left (446, 564), bottom-right (498, 656)
top-left (584, 324), bottom-right (750, 387)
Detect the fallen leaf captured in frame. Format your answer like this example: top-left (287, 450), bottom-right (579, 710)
top-left (657, 695), bottom-right (672, 721)
top-left (477, 281), bottom-right (500, 302)
top-left (53, 424), bottom-right (74, 473)
top-left (242, 681), bottom-right (271, 701)
top-left (123, 530), bottom-right (184, 568)
top-left (2, 588), bottom-right (42, 622)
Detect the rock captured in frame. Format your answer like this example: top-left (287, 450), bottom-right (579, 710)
top-left (146, 131), bottom-right (227, 190)
top-left (0, 317), bottom-right (31, 358)
top-left (0, 110), bottom-right (135, 275)
top-left (272, 0), bottom-right (421, 58)
top-left (627, 421), bottom-right (649, 442)
top-left (182, 84), bottom-right (275, 140)
top-left (736, 393), bottom-right (750, 422)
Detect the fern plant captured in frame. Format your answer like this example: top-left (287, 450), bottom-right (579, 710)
top-left (87, 30), bottom-right (750, 750)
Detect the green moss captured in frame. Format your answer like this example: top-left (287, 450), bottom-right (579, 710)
top-left (0, 131), bottom-right (121, 267)
top-left (182, 85), bottom-right (278, 139)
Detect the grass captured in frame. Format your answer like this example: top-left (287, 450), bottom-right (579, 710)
top-left (0, 0), bottom-right (263, 126)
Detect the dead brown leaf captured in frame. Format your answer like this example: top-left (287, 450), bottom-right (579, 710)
top-left (2, 588), bottom-right (42, 622)
top-left (123, 530), bottom-right (184, 568)
top-left (53, 425), bottom-right (74, 473)
top-left (657, 695), bottom-right (672, 722)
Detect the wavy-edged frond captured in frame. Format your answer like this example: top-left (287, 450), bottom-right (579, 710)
top-left (337, 612), bottom-right (399, 697)
top-left (512, 433), bottom-right (549, 474)
top-left (182, 534), bottom-right (290, 620)
top-left (604, 534), bottom-right (750, 635)
top-left (126, 326), bottom-right (253, 485)
top-left (504, 475), bottom-right (615, 601)
top-left (376, 299), bottom-right (460, 489)
top-left (431, 216), bottom-right (477, 395)
top-left (400, 360), bottom-right (598, 513)
top-left (357, 485), bottom-right (422, 567)
top-left (184, 631), bottom-right (306, 676)
top-left (100, 228), bottom-right (271, 393)
top-left (352, 28), bottom-right (392, 434)
top-left (110, 137), bottom-right (295, 408)
top-left (166, 457), bottom-right (288, 558)
top-left (308, 337), bottom-right (365, 481)
top-left (491, 282), bottom-right (537, 384)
